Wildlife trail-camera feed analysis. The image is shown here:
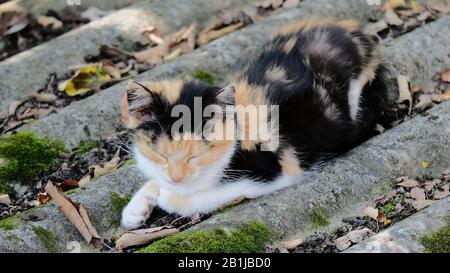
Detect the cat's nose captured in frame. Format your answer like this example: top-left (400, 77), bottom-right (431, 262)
top-left (169, 173), bottom-right (184, 183)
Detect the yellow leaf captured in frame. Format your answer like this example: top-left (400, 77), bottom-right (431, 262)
top-left (421, 161), bottom-right (429, 169)
top-left (60, 65), bottom-right (111, 96)
top-left (384, 219), bottom-right (392, 225)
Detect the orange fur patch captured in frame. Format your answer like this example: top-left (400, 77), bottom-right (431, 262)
top-left (144, 79), bottom-right (184, 104)
top-left (136, 133), bottom-right (234, 182)
top-left (279, 147), bottom-right (303, 177)
top-left (281, 18), bottom-right (359, 35)
top-left (282, 36), bottom-right (297, 53)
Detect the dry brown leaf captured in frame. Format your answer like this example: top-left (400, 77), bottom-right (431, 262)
top-left (431, 92), bottom-right (450, 103)
top-left (35, 108), bottom-right (54, 119)
top-left (8, 99), bottom-right (25, 116)
top-left (385, 8), bottom-right (404, 26)
top-left (78, 175), bottom-right (92, 188)
top-left (197, 21), bottom-right (243, 47)
top-left (283, 238), bottom-right (304, 250)
top-left (383, 0), bottom-right (406, 10)
top-left (0, 11), bottom-right (29, 36)
top-left (397, 75), bottom-right (412, 103)
top-left (134, 23), bottom-right (196, 65)
top-left (398, 179), bottom-right (419, 188)
top-left (133, 44), bottom-right (169, 65)
top-left (93, 149), bottom-right (121, 178)
top-left (424, 180), bottom-right (437, 192)
top-left (417, 10), bottom-right (432, 21)
top-left (16, 108), bottom-right (36, 121)
top-left (115, 226), bottom-right (179, 250)
top-left (410, 187), bottom-right (426, 200)
top-left (45, 182), bottom-right (103, 248)
top-left (433, 185), bottom-right (450, 200)
top-left (441, 67), bottom-right (450, 82)
top-left (102, 61), bottom-right (121, 79)
top-left (0, 193), bottom-right (11, 205)
top-left (30, 92), bottom-right (57, 103)
top-left (58, 179), bottom-right (79, 192)
top-left (427, 0), bottom-right (450, 14)
top-left (142, 26), bottom-right (163, 45)
top-left (36, 15), bottom-right (63, 30)
top-left (37, 192), bottom-right (50, 204)
top-left (412, 199), bottom-right (435, 210)
top-left (334, 228), bottom-right (374, 251)
top-left (257, 0), bottom-right (284, 9)
top-left (364, 206), bottom-right (387, 222)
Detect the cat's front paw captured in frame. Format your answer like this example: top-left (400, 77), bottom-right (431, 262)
top-left (120, 199), bottom-right (153, 230)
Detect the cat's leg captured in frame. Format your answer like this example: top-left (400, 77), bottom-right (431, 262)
top-left (159, 176), bottom-right (295, 216)
top-left (121, 180), bottom-right (159, 230)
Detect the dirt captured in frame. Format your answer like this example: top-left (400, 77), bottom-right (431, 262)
top-left (0, 9), bottom-right (89, 61)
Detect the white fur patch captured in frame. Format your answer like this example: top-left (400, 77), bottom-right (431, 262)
top-left (158, 175), bottom-right (297, 217)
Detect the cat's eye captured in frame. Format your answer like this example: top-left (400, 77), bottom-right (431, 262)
top-left (155, 151), bottom-right (168, 161)
top-left (186, 155), bottom-right (197, 162)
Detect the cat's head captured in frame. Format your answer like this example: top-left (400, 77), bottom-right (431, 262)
top-left (121, 79), bottom-right (236, 193)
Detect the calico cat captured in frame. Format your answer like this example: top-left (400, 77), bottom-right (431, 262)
top-left (120, 18), bottom-right (387, 230)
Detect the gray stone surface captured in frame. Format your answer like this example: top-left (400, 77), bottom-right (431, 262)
top-left (0, 166), bottom-right (145, 253)
top-left (0, 0), bottom-right (262, 111)
top-left (0, 0), bottom-right (137, 15)
top-left (21, 0), bottom-right (387, 150)
top-left (345, 197), bottom-right (450, 253)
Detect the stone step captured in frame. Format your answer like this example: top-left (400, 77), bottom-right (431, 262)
top-left (0, 0), bottom-right (265, 111)
top-left (1, 1), bottom-right (448, 253)
top-left (20, 0), bottom-right (389, 150)
top-left (345, 197), bottom-right (450, 253)
top-left (0, 0), bottom-right (137, 16)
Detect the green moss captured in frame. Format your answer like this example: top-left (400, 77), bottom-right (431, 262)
top-left (32, 226), bottom-right (59, 253)
top-left (6, 234), bottom-right (22, 242)
top-left (122, 159), bottom-right (136, 168)
top-left (0, 132), bottom-right (65, 185)
top-left (399, 135), bottom-right (416, 142)
top-left (0, 215), bottom-right (21, 230)
top-left (310, 208), bottom-right (330, 229)
top-left (75, 140), bottom-right (99, 156)
top-left (65, 188), bottom-right (80, 195)
top-left (0, 180), bottom-right (11, 194)
top-left (110, 192), bottom-right (131, 226)
top-left (137, 221), bottom-right (272, 253)
top-left (189, 69), bottom-right (216, 85)
top-left (420, 216), bottom-right (450, 253)
top-left (379, 203), bottom-right (396, 216)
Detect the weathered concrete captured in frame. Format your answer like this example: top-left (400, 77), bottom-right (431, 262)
top-left (0, 166), bottom-right (145, 253)
top-left (1, 99), bottom-right (448, 253)
top-left (0, 0), bottom-right (264, 111)
top-left (0, 0), bottom-right (137, 15)
top-left (21, 0), bottom-right (391, 150)
top-left (345, 197), bottom-right (450, 253)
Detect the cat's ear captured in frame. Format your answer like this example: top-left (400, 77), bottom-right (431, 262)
top-left (121, 80), bottom-right (156, 129)
top-left (216, 85), bottom-right (235, 105)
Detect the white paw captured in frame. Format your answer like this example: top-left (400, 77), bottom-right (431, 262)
top-left (120, 199), bottom-right (152, 230)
